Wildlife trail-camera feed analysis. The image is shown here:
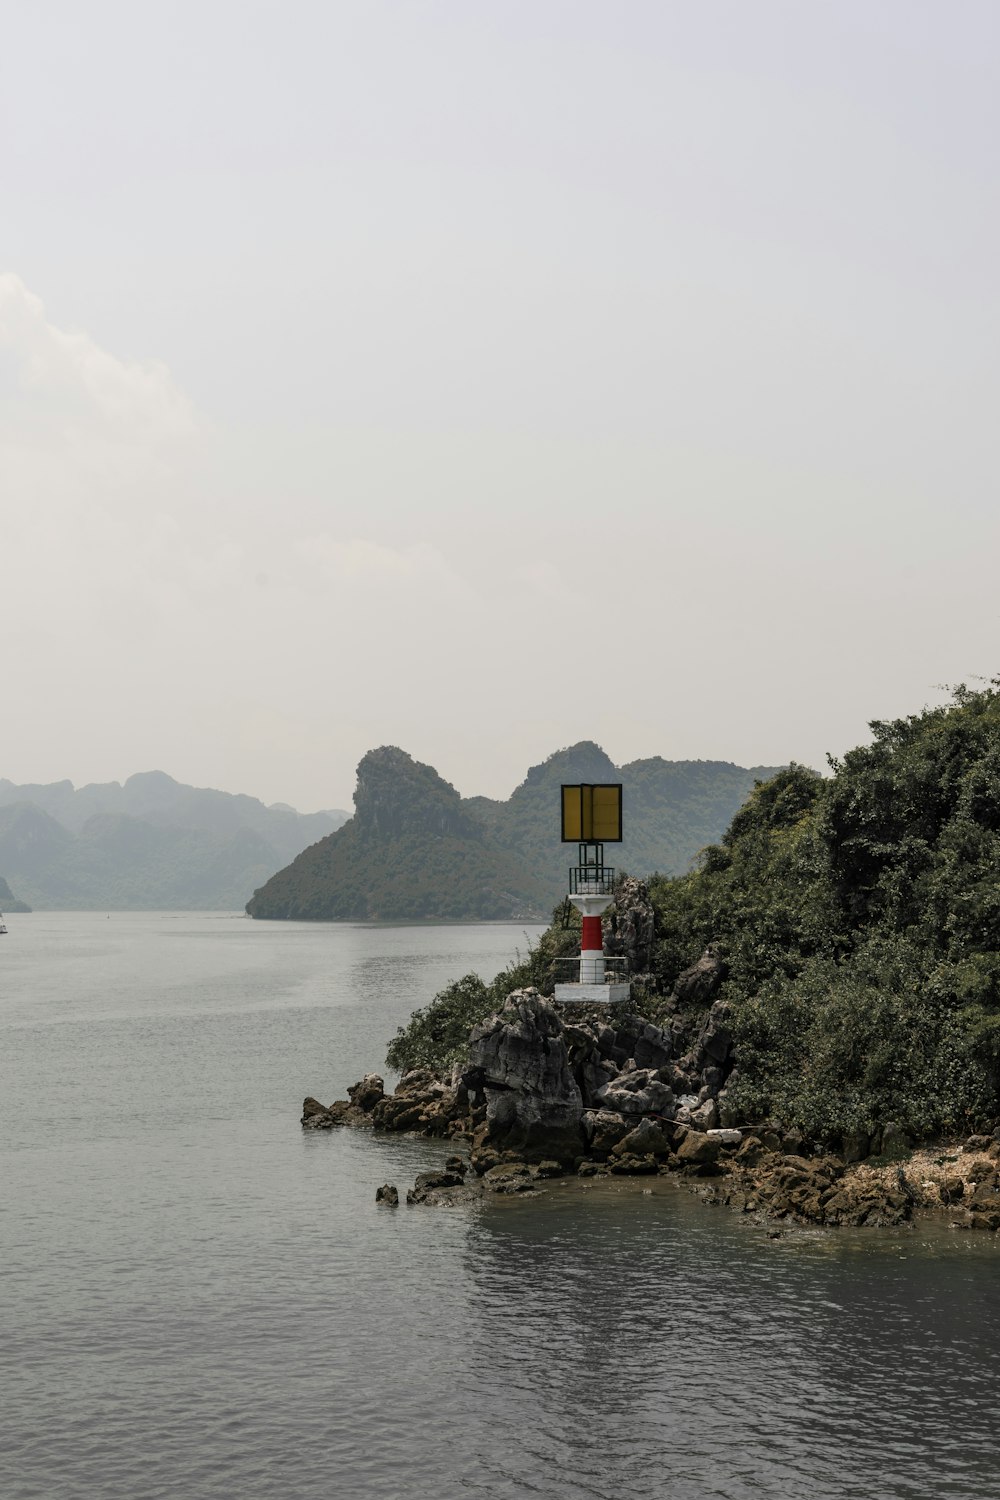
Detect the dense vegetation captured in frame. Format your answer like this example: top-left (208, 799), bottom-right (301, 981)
top-left (248, 742), bottom-right (780, 921)
top-left (387, 688), bottom-right (1000, 1144)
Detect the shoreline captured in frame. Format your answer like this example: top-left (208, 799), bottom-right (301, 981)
top-left (306, 1083), bottom-right (1000, 1237)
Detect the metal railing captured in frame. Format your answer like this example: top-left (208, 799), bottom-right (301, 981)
top-left (568, 866), bottom-right (616, 895)
top-left (552, 955), bottom-right (630, 987)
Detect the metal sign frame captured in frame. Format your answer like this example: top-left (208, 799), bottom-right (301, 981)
top-left (560, 783), bottom-right (623, 843)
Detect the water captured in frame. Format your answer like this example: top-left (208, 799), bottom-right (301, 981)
top-left (3, 912), bottom-right (1000, 1500)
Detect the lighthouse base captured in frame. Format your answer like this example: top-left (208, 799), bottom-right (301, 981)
top-left (553, 981), bottom-right (631, 1006)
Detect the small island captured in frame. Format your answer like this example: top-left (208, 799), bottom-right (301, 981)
top-left (304, 684), bottom-right (1000, 1233)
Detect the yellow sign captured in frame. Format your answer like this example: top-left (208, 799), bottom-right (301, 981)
top-left (561, 784), bottom-right (623, 842)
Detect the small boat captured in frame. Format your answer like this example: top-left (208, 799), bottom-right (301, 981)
top-left (0, 915), bottom-right (7, 935)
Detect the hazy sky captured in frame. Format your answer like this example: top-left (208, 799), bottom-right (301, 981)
top-left (3, 1), bottom-right (999, 812)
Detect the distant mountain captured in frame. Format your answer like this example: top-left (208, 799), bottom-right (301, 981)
top-left (0, 874), bottom-right (31, 912)
top-left (246, 743), bottom-right (786, 921)
top-left (0, 773), bottom-right (349, 910)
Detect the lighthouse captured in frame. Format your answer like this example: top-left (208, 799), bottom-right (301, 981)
top-left (553, 783), bottom-right (631, 1005)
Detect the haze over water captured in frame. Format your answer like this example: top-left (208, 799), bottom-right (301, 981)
top-left (2, 912), bottom-right (999, 1499)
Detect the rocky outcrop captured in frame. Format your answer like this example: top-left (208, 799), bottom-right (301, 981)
top-left (672, 945), bottom-right (726, 1008)
top-left (706, 1146), bottom-right (914, 1227)
top-left (301, 1095), bottom-right (369, 1129)
top-left (371, 1068), bottom-right (467, 1136)
top-left (348, 1074), bottom-right (385, 1112)
top-left (595, 1067), bottom-right (674, 1116)
top-left (465, 989), bottom-right (584, 1161)
top-left (604, 876), bottom-right (656, 978)
top-left (406, 1169), bottom-right (473, 1205)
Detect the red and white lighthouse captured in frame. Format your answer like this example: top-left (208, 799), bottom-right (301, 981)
top-left (553, 783), bottom-right (631, 1005)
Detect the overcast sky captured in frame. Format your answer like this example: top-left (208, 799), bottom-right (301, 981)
top-left (2, 0), bottom-right (998, 812)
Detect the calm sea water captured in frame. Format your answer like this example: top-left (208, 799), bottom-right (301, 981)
top-left (3, 911), bottom-right (1000, 1500)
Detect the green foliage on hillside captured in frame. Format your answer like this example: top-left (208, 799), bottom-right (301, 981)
top-left (386, 688), bottom-right (1000, 1141)
top-left (248, 742), bottom-right (782, 921)
top-left (646, 686), bottom-right (1000, 1141)
top-left (248, 817), bottom-right (551, 920)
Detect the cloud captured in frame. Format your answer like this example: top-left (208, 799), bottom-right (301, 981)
top-left (0, 273), bottom-right (195, 466)
top-left (0, 275), bottom-right (203, 645)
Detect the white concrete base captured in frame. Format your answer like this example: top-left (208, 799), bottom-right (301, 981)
top-left (554, 982), bottom-right (631, 1005)
top-left (568, 893), bottom-right (614, 917)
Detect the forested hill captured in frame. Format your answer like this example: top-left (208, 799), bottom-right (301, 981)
top-left (0, 771), bottom-right (349, 910)
top-left (246, 744), bottom-right (783, 921)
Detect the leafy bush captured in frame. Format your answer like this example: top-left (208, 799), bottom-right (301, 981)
top-left (649, 687), bottom-right (1000, 1138)
top-left (385, 915), bottom-right (580, 1073)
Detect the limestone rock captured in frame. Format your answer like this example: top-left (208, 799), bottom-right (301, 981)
top-left (371, 1068), bottom-right (465, 1136)
top-left (348, 1074), bottom-right (385, 1112)
top-left (612, 1117), bottom-right (672, 1158)
top-left (604, 876), bottom-right (656, 975)
top-left (582, 1109), bottom-right (632, 1153)
top-left (609, 1153), bottom-right (658, 1175)
top-left (675, 1130), bottom-right (721, 1165)
top-left (690, 1098), bottom-right (719, 1132)
top-left (841, 1130), bottom-right (870, 1164)
top-left (375, 1183), bottom-right (399, 1205)
top-left (672, 946), bottom-right (726, 1007)
top-left (483, 1162), bottom-right (536, 1194)
top-left (301, 1098), bottom-right (364, 1129)
top-left (605, 1014), bottom-right (674, 1072)
top-left (964, 1134), bottom-right (993, 1153)
top-left (464, 988), bottom-right (585, 1160)
top-left (406, 1170), bottom-right (471, 1205)
top-left (596, 1067), bottom-right (675, 1116)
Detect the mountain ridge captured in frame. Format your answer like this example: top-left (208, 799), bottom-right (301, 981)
top-left (246, 743), bottom-right (787, 921)
top-left (0, 772), bottom-right (349, 910)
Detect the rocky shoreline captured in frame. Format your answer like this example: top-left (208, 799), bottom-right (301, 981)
top-left (303, 984), bottom-right (1000, 1234)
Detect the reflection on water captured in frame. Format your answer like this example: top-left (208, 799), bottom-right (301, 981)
top-left (2, 914), bottom-right (1000, 1500)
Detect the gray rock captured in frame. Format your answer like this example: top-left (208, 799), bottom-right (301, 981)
top-left (347, 1074), bottom-right (385, 1112)
top-left (596, 1067), bottom-right (675, 1116)
top-left (579, 1056), bottom-right (620, 1108)
top-left (841, 1130), bottom-right (870, 1164)
top-left (606, 1014), bottom-right (673, 1072)
top-left (301, 1098), bottom-right (362, 1129)
top-left (406, 1170), bottom-right (470, 1205)
top-left (604, 876), bottom-right (656, 974)
top-left (582, 1109), bottom-right (632, 1153)
top-left (672, 946), bottom-right (726, 1007)
top-left (964, 1135), bottom-right (992, 1154)
top-left (676, 1130), bottom-right (722, 1165)
top-left (375, 1183), bottom-right (399, 1205)
top-left (612, 1117), bottom-right (672, 1158)
top-left (691, 1098), bottom-right (720, 1132)
top-left (464, 989), bottom-right (585, 1160)
top-left (483, 1162), bottom-right (535, 1194)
